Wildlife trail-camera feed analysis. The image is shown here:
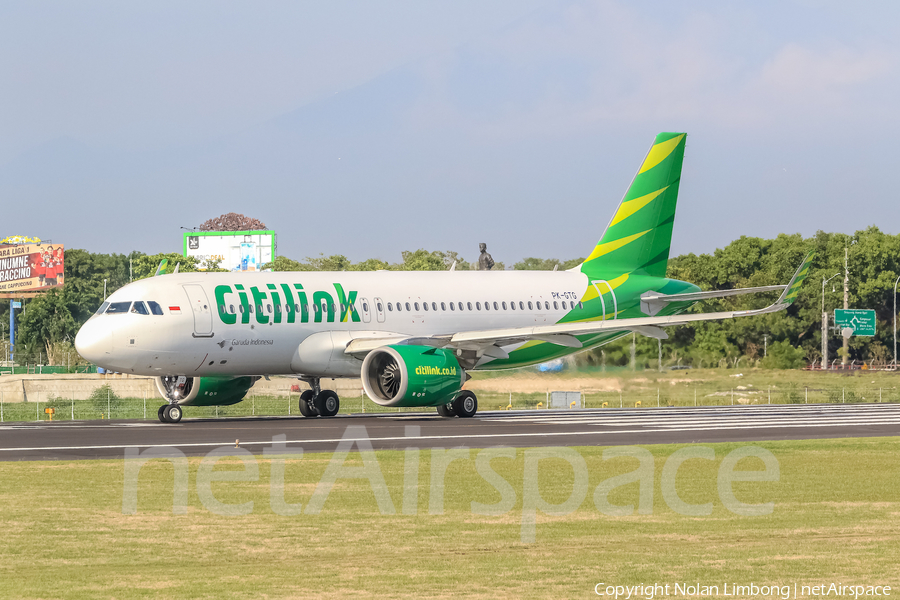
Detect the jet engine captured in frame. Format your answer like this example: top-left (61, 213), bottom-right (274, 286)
top-left (361, 345), bottom-right (466, 407)
top-left (155, 376), bottom-right (259, 406)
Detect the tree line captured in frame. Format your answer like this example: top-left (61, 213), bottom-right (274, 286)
top-left (4, 227), bottom-right (899, 369)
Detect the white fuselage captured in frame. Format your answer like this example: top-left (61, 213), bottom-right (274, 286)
top-left (75, 270), bottom-right (596, 378)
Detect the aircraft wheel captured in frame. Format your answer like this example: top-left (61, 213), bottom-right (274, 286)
top-left (314, 390), bottom-right (340, 417)
top-left (436, 403), bottom-right (456, 417)
top-left (298, 390), bottom-right (317, 417)
top-left (452, 391), bottom-right (477, 418)
top-left (164, 404), bottom-right (183, 423)
top-left (157, 405), bottom-right (168, 423)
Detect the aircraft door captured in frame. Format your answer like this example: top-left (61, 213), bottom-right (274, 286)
top-left (183, 284), bottom-right (214, 337)
top-left (373, 297), bottom-right (385, 323)
top-left (359, 297), bottom-right (372, 323)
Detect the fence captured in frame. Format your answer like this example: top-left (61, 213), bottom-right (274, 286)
top-left (0, 384), bottom-right (897, 423)
top-left (0, 365), bottom-right (98, 376)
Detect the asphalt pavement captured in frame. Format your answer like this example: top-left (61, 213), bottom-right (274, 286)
top-left (0, 403), bottom-right (898, 461)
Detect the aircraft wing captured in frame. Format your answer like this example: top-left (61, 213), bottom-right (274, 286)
top-left (345, 252), bottom-right (813, 357)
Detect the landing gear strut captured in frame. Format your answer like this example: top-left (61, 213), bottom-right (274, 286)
top-left (297, 377), bottom-right (341, 418)
top-left (158, 403), bottom-right (183, 423)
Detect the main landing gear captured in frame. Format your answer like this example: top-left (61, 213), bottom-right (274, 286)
top-left (297, 377), bottom-right (340, 418)
top-left (437, 390), bottom-right (478, 418)
top-left (157, 403), bottom-right (183, 423)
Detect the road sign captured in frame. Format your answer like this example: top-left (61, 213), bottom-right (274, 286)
top-left (834, 309), bottom-right (876, 336)
top-left (11, 301), bottom-right (21, 309)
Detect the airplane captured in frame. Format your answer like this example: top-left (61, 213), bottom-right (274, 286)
top-left (74, 132), bottom-right (813, 423)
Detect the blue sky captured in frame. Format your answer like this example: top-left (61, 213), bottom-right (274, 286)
top-left (2, 1), bottom-right (898, 265)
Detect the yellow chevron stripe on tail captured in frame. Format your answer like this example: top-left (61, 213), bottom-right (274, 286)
top-left (579, 133), bottom-right (686, 280)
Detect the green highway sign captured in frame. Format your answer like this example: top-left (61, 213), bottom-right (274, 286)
top-left (834, 309), bottom-right (876, 337)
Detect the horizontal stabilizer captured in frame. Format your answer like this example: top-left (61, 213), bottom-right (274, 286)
top-left (641, 285), bottom-right (786, 304)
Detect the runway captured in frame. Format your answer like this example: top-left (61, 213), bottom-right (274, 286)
top-left (1, 403), bottom-right (898, 461)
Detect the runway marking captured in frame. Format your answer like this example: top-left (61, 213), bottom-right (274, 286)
top-left (1, 420), bottom-right (896, 454)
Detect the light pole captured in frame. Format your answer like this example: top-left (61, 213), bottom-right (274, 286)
top-left (894, 274), bottom-right (900, 369)
top-left (822, 272), bottom-right (840, 370)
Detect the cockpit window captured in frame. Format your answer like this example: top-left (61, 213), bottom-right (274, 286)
top-left (106, 301), bottom-right (132, 314)
top-left (147, 301), bottom-right (164, 315)
top-left (96, 302), bottom-right (109, 315)
top-left (131, 301), bottom-right (149, 315)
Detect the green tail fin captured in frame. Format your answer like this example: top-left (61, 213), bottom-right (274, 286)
top-left (580, 132), bottom-right (686, 279)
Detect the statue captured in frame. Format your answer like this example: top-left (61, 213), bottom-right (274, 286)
top-left (477, 243), bottom-right (494, 271)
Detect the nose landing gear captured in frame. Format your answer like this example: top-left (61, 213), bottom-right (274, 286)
top-left (158, 404), bottom-right (183, 423)
top-left (297, 377), bottom-right (341, 417)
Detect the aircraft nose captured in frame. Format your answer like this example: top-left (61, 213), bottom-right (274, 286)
top-left (74, 318), bottom-right (112, 364)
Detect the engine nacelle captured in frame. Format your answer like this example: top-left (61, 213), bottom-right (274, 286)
top-left (362, 345), bottom-right (466, 408)
top-left (155, 376), bottom-right (259, 407)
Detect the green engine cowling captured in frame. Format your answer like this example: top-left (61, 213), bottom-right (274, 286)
top-left (361, 345), bottom-right (466, 407)
top-left (155, 376), bottom-right (259, 407)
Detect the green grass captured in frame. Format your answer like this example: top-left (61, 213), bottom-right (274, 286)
top-left (2, 366), bottom-right (898, 423)
top-left (1, 437), bottom-right (898, 598)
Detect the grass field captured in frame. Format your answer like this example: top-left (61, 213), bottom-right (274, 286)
top-left (1, 437), bottom-right (898, 599)
top-left (2, 368), bottom-right (898, 423)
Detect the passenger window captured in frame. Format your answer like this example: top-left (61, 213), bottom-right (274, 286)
top-left (376, 302), bottom-right (383, 312)
top-left (131, 301), bottom-right (149, 315)
top-left (467, 302), bottom-right (473, 311)
top-left (275, 304), bottom-right (281, 313)
top-left (502, 301), bottom-right (507, 310)
top-left (449, 302), bottom-right (455, 311)
top-left (519, 301), bottom-right (525, 310)
top-left (579, 301), bottom-right (584, 309)
top-left (330, 304), bottom-right (336, 312)
top-left (484, 302), bottom-right (490, 311)
top-left (432, 302), bottom-right (437, 311)
top-left (476, 302), bottom-right (482, 310)
top-left (553, 301), bottom-right (559, 310)
top-left (363, 302), bottom-right (369, 312)
top-left (493, 302), bottom-right (499, 310)
top-left (441, 302), bottom-right (446, 311)
top-left (313, 304), bottom-right (319, 313)
top-left (96, 302), bottom-right (109, 315)
top-left (240, 305), bottom-right (246, 314)
top-left (266, 303), bottom-right (272, 313)
top-left (340, 303), bottom-right (346, 313)
top-left (528, 301), bottom-right (533, 310)
top-left (545, 301), bottom-right (550, 310)
top-left (406, 302), bottom-right (411, 311)
top-left (388, 303), bottom-right (394, 311)
top-left (510, 301), bottom-right (515, 311)
top-left (106, 301), bottom-right (131, 314)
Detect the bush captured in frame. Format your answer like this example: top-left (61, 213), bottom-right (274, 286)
top-left (88, 384), bottom-right (122, 415)
top-left (760, 340), bottom-right (805, 369)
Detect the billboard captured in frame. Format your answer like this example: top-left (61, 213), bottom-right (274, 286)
top-left (0, 243), bottom-right (65, 297)
top-left (183, 231), bottom-right (275, 271)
